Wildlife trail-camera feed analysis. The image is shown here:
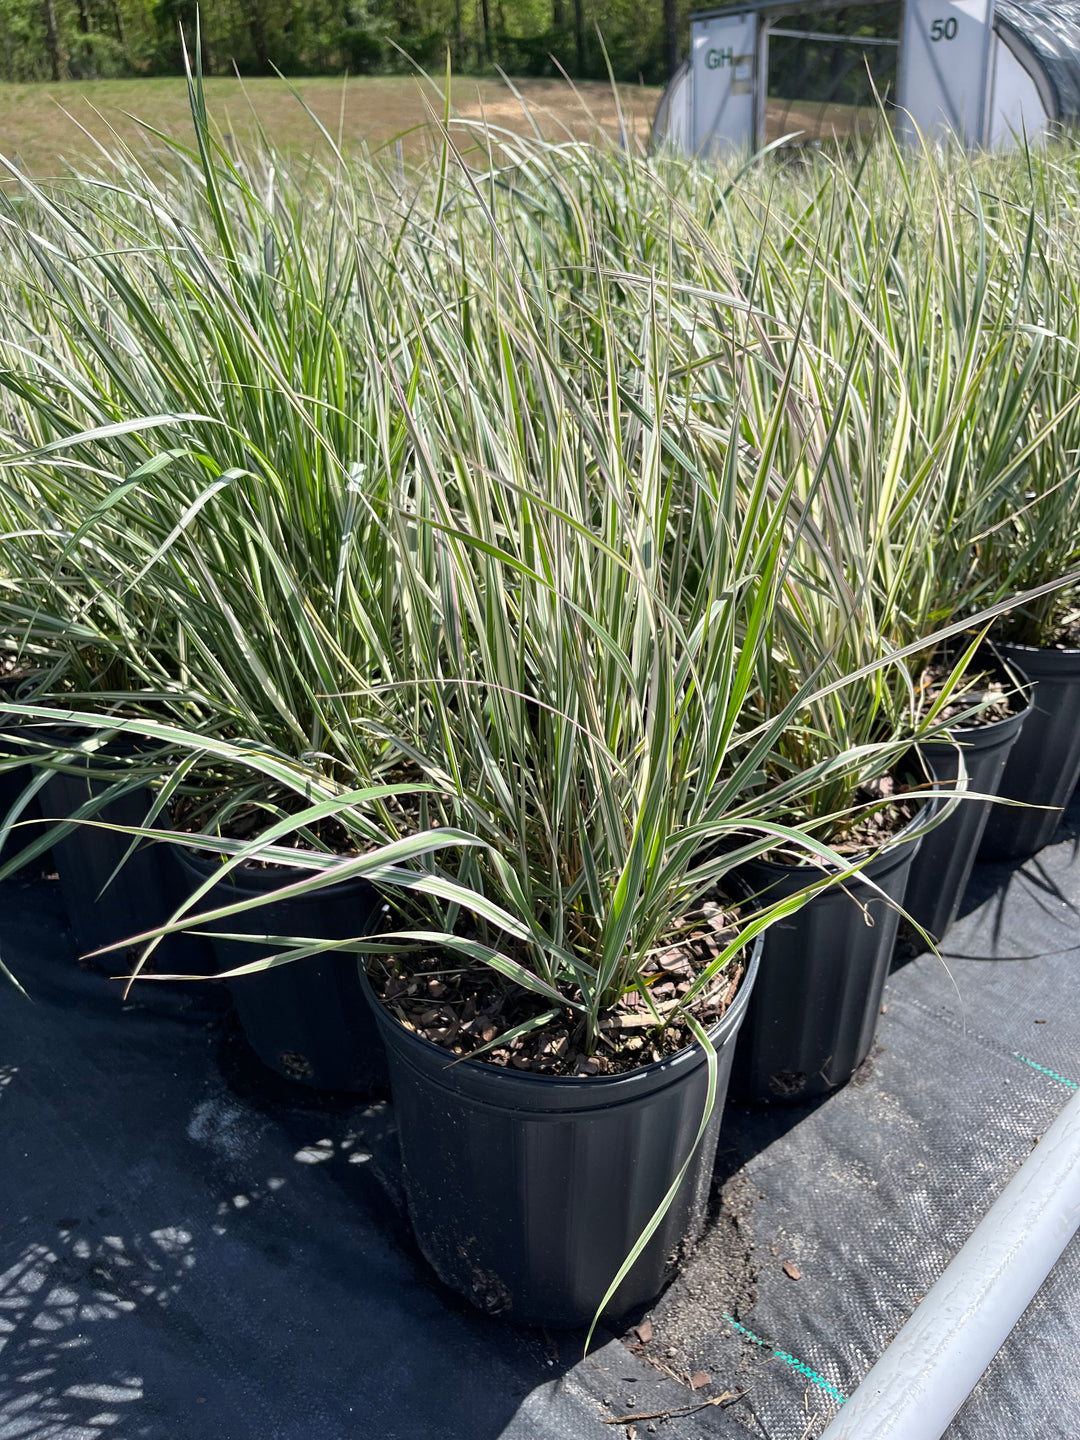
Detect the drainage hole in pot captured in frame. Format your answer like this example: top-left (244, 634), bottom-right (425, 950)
top-left (457, 1244), bottom-right (513, 1315)
top-left (279, 1051), bottom-right (315, 1083)
top-left (768, 1069), bottom-right (807, 1099)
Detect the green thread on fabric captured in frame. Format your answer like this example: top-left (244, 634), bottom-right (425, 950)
top-left (718, 1057), bottom-right (1075, 1418)
top-left (1013, 1054), bottom-right (1078, 1090)
top-left (722, 1313), bottom-right (847, 1404)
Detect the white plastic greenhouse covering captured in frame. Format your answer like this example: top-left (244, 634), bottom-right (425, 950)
top-left (653, 0), bottom-right (1080, 154)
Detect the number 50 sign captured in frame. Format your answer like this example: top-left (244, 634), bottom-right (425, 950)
top-left (899, 0), bottom-right (996, 144)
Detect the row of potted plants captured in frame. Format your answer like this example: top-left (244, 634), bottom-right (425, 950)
top-left (2, 89), bottom-right (1080, 1333)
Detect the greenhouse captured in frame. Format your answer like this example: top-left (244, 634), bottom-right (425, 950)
top-left (653, 0), bottom-right (1080, 152)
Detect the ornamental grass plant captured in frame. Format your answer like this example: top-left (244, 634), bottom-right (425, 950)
top-left (647, 126), bottom-right (1080, 845)
top-left (968, 153), bottom-right (1080, 649)
top-left (782, 130), bottom-right (1080, 671)
top-left (0, 83), bottom-right (917, 1037)
top-left (0, 87), bottom-right (420, 875)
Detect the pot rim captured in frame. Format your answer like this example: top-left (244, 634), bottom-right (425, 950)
top-left (359, 932), bottom-right (761, 1095)
top-left (0, 719), bottom-right (164, 763)
top-left (937, 653), bottom-right (1035, 736)
top-left (173, 831), bottom-right (373, 892)
top-left (920, 664), bottom-right (1035, 749)
top-left (999, 638), bottom-right (1080, 656)
top-left (737, 785), bottom-right (936, 879)
top-left (996, 639), bottom-right (1080, 679)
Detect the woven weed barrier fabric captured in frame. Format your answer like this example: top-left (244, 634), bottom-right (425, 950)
top-left (2, 796), bottom-right (1079, 1439)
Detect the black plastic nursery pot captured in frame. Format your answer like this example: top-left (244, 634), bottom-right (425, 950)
top-left (904, 680), bottom-right (1034, 945)
top-left (37, 746), bottom-right (212, 976)
top-left (730, 806), bottom-right (929, 1105)
top-left (978, 643), bottom-right (1080, 862)
top-left (0, 723), bottom-right (45, 875)
top-left (0, 686), bottom-right (53, 878)
top-left (176, 844), bottom-right (387, 1093)
top-left (360, 939), bottom-right (761, 1330)
top-left (0, 760), bottom-right (34, 858)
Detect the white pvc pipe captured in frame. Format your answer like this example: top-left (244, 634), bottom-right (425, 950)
top-left (820, 1084), bottom-right (1080, 1440)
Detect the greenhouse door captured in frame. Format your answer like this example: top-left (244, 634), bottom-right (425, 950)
top-left (763, 4), bottom-right (902, 144)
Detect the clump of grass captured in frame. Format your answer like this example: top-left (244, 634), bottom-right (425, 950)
top-left (0, 80), bottom-right (914, 983)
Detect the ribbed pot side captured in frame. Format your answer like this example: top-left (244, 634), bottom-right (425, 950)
top-left (39, 752), bottom-right (213, 976)
top-left (731, 812), bottom-right (927, 1104)
top-left (978, 644), bottom-right (1080, 861)
top-left (0, 707), bottom-right (46, 877)
top-left (177, 844), bottom-right (386, 1093)
top-left (362, 939), bottom-right (761, 1330)
top-left (906, 683), bottom-right (1033, 944)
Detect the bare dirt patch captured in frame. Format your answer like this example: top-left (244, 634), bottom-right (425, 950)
top-left (631, 1172), bottom-right (762, 1383)
top-left (0, 75), bottom-right (661, 177)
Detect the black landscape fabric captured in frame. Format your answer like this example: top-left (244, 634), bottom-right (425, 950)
top-left (2, 797), bottom-right (1079, 1439)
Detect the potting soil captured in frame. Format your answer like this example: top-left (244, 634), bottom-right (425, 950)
top-left (2, 796), bottom-right (1079, 1439)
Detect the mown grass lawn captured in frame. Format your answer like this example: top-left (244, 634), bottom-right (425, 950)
top-left (0, 74), bottom-right (662, 176)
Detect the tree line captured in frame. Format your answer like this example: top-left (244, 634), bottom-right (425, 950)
top-left (3, 0), bottom-right (683, 86)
